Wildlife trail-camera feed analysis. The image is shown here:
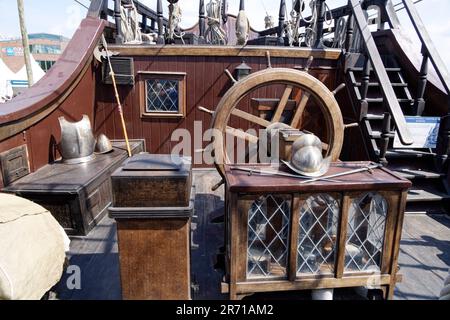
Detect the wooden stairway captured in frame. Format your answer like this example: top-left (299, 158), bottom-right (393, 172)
top-left (347, 55), bottom-right (450, 214)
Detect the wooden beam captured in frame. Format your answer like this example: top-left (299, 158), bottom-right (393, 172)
top-left (226, 127), bottom-right (259, 144)
top-left (290, 92), bottom-right (311, 128)
top-left (108, 45), bottom-right (342, 60)
top-left (272, 86), bottom-right (293, 122)
top-left (232, 108), bottom-right (271, 128)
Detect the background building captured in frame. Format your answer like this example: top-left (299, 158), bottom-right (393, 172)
top-left (0, 33), bottom-right (69, 73)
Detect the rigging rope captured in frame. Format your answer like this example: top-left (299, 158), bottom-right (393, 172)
top-left (205, 0), bottom-right (228, 45)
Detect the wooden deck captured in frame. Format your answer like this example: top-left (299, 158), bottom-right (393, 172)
top-left (55, 170), bottom-right (450, 300)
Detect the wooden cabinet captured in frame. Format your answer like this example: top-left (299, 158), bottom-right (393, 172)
top-left (109, 155), bottom-right (194, 300)
top-left (2, 140), bottom-right (145, 236)
top-left (223, 162), bottom-right (411, 300)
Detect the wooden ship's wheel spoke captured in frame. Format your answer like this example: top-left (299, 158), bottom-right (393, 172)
top-left (272, 85), bottom-right (294, 123)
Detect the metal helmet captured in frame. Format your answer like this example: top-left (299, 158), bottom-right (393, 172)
top-left (95, 134), bottom-right (113, 154)
top-left (292, 134), bottom-right (322, 151)
top-left (289, 134), bottom-right (331, 177)
top-left (59, 115), bottom-right (96, 164)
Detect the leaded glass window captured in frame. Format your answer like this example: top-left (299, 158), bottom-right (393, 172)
top-left (297, 194), bottom-right (340, 275)
top-left (146, 79), bottom-right (180, 113)
top-left (140, 72), bottom-right (186, 118)
top-left (247, 195), bottom-right (291, 279)
top-left (345, 192), bottom-right (388, 273)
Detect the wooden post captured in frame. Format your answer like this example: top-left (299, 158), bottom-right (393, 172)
top-left (345, 11), bottom-right (354, 53)
top-left (114, 0), bottom-right (123, 44)
top-left (142, 14), bottom-right (148, 33)
top-left (157, 0), bottom-right (165, 44)
top-left (277, 0), bottom-right (286, 46)
top-left (314, 0), bottom-right (326, 48)
top-left (100, 0), bottom-right (109, 20)
top-left (199, 0), bottom-right (206, 40)
top-left (239, 0), bottom-right (245, 11)
top-left (16, 0), bottom-right (34, 87)
top-left (436, 110), bottom-right (450, 172)
top-left (379, 112), bottom-right (393, 165)
top-left (414, 45), bottom-right (429, 116)
top-left (359, 54), bottom-right (371, 121)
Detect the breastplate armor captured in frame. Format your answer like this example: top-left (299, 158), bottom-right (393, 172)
top-left (59, 115), bottom-right (96, 164)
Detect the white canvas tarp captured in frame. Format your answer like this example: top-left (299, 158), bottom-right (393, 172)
top-left (0, 193), bottom-right (69, 300)
top-left (13, 54), bottom-right (45, 84)
top-left (0, 58), bottom-right (14, 102)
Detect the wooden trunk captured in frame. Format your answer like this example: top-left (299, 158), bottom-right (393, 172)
top-left (2, 140), bottom-right (145, 236)
top-left (111, 154), bottom-right (192, 207)
top-left (223, 162), bottom-right (411, 300)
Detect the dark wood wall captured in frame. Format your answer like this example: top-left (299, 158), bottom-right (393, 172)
top-left (94, 54), bottom-right (338, 165)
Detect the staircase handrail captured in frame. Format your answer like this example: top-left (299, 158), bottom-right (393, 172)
top-left (401, 0), bottom-right (450, 95)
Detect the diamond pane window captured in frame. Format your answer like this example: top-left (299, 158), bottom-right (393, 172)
top-left (247, 195), bottom-right (291, 279)
top-left (345, 193), bottom-right (388, 273)
top-left (140, 72), bottom-right (186, 118)
top-left (297, 194), bottom-right (340, 275)
top-left (146, 79), bottom-right (179, 113)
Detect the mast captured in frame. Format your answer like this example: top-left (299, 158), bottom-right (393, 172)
top-left (16, 0), bottom-right (34, 86)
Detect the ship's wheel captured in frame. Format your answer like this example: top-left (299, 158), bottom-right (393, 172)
top-left (200, 63), bottom-right (345, 181)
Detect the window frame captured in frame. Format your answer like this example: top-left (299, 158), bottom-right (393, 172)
top-left (138, 71), bottom-right (187, 119)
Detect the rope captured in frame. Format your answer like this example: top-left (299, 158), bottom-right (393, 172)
top-left (205, 0), bottom-right (228, 45)
top-left (168, 3), bottom-right (186, 44)
top-left (286, 0), bottom-right (333, 48)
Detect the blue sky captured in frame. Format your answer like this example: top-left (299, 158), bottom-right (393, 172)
top-left (0, 0), bottom-right (449, 67)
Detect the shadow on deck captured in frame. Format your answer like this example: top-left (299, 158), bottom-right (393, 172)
top-left (55, 170), bottom-right (450, 300)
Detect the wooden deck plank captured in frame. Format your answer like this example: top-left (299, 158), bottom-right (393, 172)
top-left (394, 214), bottom-right (450, 300)
top-left (54, 170), bottom-right (450, 300)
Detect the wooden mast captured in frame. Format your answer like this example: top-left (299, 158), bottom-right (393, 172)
top-left (16, 0), bottom-right (34, 86)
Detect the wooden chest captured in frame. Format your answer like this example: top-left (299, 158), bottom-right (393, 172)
top-left (2, 140), bottom-right (145, 236)
top-left (111, 154), bottom-right (192, 207)
top-left (223, 162), bottom-right (411, 300)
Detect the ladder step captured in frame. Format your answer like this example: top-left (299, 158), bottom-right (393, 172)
top-left (369, 131), bottom-right (382, 139)
top-left (354, 82), bottom-right (408, 87)
top-left (390, 168), bottom-right (445, 180)
top-left (349, 67), bottom-right (402, 72)
top-left (407, 188), bottom-right (450, 202)
top-left (383, 149), bottom-right (437, 159)
top-left (365, 98), bottom-right (413, 104)
top-left (365, 113), bottom-right (385, 120)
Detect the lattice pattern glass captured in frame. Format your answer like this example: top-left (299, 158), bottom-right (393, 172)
top-left (297, 194), bottom-right (340, 275)
top-left (247, 195), bottom-right (291, 279)
top-left (345, 193), bottom-right (387, 273)
top-left (146, 79), bottom-right (179, 113)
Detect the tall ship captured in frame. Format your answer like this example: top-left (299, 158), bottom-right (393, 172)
top-left (0, 0), bottom-right (449, 301)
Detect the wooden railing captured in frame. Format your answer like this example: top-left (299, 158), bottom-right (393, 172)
top-left (88, 0), bottom-right (169, 43)
top-left (401, 0), bottom-right (450, 98)
top-left (399, 0), bottom-right (450, 168)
